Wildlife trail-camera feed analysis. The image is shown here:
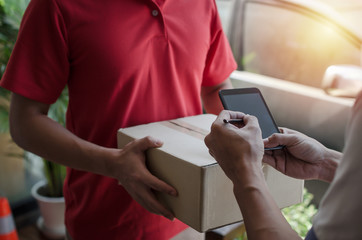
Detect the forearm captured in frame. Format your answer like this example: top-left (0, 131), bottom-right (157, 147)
top-left (10, 95), bottom-right (119, 178)
top-left (201, 78), bottom-right (232, 114)
top-left (9, 93), bottom-right (182, 219)
top-left (231, 166), bottom-right (301, 240)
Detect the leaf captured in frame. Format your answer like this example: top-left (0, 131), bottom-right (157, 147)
top-left (282, 188), bottom-right (318, 238)
top-left (0, 104), bottom-right (9, 132)
top-left (42, 158), bottom-right (66, 197)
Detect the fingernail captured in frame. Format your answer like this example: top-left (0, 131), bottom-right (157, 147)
top-left (165, 215), bottom-right (175, 221)
top-left (169, 190), bottom-right (177, 197)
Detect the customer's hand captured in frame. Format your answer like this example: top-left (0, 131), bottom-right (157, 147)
top-left (205, 110), bottom-right (264, 184)
top-left (263, 128), bottom-right (340, 182)
top-left (115, 136), bottom-right (176, 220)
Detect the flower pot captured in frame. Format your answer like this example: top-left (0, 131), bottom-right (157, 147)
top-left (31, 180), bottom-right (65, 239)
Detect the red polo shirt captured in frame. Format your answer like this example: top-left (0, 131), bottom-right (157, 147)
top-left (1, 0), bottom-right (236, 238)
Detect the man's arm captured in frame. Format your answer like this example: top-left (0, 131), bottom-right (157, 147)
top-left (9, 93), bottom-right (176, 220)
top-left (264, 128), bottom-right (341, 183)
top-left (232, 170), bottom-right (301, 240)
top-left (205, 111), bottom-right (301, 240)
top-left (201, 78), bottom-right (232, 114)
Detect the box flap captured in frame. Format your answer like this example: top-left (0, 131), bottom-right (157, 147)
top-left (118, 114), bottom-right (217, 167)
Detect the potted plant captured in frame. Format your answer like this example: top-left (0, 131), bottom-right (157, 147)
top-left (31, 176), bottom-right (66, 239)
top-left (1, 1), bottom-right (69, 238)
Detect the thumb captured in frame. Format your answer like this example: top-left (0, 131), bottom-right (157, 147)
top-left (264, 133), bottom-right (279, 149)
top-left (264, 133), bottom-right (286, 149)
top-left (265, 131), bottom-right (300, 149)
top-left (136, 136), bottom-right (164, 152)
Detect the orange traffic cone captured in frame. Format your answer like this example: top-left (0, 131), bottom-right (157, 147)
top-left (0, 197), bottom-right (18, 240)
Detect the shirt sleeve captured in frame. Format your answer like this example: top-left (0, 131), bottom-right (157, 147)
top-left (312, 92), bottom-right (362, 239)
top-left (0, 0), bottom-right (69, 104)
top-left (305, 228), bottom-right (318, 240)
top-left (202, 1), bottom-right (237, 87)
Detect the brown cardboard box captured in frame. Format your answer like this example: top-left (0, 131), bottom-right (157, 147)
top-left (117, 114), bottom-right (303, 232)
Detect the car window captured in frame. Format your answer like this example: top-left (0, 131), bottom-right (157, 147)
top-left (242, 2), bottom-right (361, 87)
top-left (217, 0), bottom-right (362, 88)
top-left (215, 0), bottom-right (237, 38)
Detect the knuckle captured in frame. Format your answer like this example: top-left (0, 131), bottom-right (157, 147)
top-left (221, 110), bottom-right (229, 116)
top-left (147, 177), bottom-right (161, 189)
top-left (210, 122), bottom-right (218, 131)
top-left (249, 123), bottom-right (259, 132)
top-left (211, 122), bottom-right (222, 133)
top-left (144, 136), bottom-right (153, 144)
top-left (249, 115), bottom-right (259, 122)
top-left (204, 135), bottom-right (210, 146)
top-left (268, 134), bottom-right (276, 141)
top-left (126, 170), bottom-right (146, 184)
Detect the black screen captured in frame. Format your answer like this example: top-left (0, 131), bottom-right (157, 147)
top-left (220, 90), bottom-right (279, 139)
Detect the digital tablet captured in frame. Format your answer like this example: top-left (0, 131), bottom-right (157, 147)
top-left (219, 88), bottom-right (283, 150)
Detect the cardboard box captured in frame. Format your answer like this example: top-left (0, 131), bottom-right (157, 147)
top-left (117, 114), bottom-right (304, 232)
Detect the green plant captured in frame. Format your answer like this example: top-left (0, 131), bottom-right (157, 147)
top-left (0, 0), bottom-right (68, 197)
top-left (0, 1), bottom-right (17, 132)
top-left (282, 188), bottom-right (318, 238)
top-left (43, 88), bottom-right (68, 197)
top-left (36, 87), bottom-right (68, 197)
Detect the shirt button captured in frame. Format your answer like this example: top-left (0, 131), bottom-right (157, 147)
top-left (152, 9), bottom-right (159, 17)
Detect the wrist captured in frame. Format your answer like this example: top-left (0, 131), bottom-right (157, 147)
top-left (230, 162), bottom-right (265, 188)
top-left (319, 149), bottom-right (341, 182)
top-left (88, 146), bottom-right (122, 179)
top-left (232, 166), bottom-right (267, 207)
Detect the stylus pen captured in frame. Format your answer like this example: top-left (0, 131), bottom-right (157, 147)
top-left (223, 119), bottom-right (244, 124)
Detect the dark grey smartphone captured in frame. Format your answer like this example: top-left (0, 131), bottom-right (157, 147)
top-left (219, 87), bottom-right (283, 150)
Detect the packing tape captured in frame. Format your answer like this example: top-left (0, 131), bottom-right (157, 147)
top-left (161, 119), bottom-right (209, 141)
